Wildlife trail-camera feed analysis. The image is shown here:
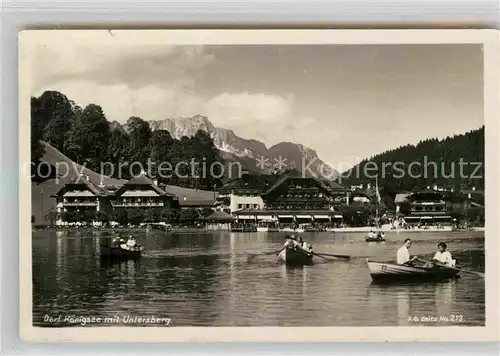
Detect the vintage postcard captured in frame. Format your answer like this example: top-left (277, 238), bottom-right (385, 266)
top-left (19, 29), bottom-right (499, 342)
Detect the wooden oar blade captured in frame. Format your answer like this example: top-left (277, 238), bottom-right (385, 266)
top-left (462, 269), bottom-right (485, 278)
top-left (313, 252), bottom-right (351, 260)
top-left (247, 250), bottom-right (279, 261)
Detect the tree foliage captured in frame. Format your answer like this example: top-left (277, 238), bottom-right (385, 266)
top-left (339, 127), bottom-right (485, 203)
top-left (64, 104), bottom-right (111, 171)
top-left (31, 90), bottom-right (225, 190)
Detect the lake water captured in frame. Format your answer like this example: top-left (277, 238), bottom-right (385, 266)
top-left (32, 230), bottom-right (485, 327)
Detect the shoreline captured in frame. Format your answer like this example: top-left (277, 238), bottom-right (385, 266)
top-left (33, 225), bottom-right (485, 234)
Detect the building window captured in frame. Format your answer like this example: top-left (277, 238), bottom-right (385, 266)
top-left (238, 204), bottom-right (243, 209)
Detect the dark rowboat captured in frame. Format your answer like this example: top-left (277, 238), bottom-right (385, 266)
top-left (365, 232), bottom-right (386, 242)
top-left (100, 244), bottom-right (142, 261)
top-left (366, 259), bottom-right (461, 284)
top-left (277, 248), bottom-right (313, 266)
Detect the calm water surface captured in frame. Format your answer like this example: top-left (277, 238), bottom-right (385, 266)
top-left (32, 230), bottom-right (485, 327)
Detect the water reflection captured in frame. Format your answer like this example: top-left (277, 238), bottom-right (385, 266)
top-left (396, 288), bottom-right (411, 325)
top-left (33, 230), bottom-right (485, 327)
top-left (434, 280), bottom-right (455, 317)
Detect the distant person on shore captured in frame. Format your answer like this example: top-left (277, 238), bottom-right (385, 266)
top-left (397, 238), bottom-right (418, 265)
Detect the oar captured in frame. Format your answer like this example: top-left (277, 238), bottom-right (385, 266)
top-left (417, 258), bottom-right (485, 278)
top-left (312, 252), bottom-right (351, 260)
top-left (247, 250), bottom-right (279, 261)
top-left (459, 269), bottom-right (485, 278)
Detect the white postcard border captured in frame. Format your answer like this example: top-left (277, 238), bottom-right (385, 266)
top-left (18, 29), bottom-right (500, 342)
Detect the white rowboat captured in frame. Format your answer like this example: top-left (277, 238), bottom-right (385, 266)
top-left (366, 259), bottom-right (461, 284)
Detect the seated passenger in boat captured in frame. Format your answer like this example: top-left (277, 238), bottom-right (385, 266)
top-left (297, 236), bottom-right (313, 253)
top-left (120, 236), bottom-right (138, 251)
top-left (111, 236), bottom-right (122, 247)
top-left (431, 242), bottom-right (455, 267)
top-left (397, 238), bottom-right (418, 265)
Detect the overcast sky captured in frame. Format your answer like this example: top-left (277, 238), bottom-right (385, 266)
top-left (29, 33), bottom-right (483, 170)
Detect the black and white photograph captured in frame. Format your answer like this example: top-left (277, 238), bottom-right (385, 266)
top-left (19, 30), bottom-right (499, 342)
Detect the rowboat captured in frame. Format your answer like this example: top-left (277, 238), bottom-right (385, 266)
top-left (366, 259), bottom-right (460, 284)
top-left (279, 227), bottom-right (305, 233)
top-left (100, 244), bottom-right (142, 261)
top-left (365, 232), bottom-right (386, 242)
top-left (277, 248), bottom-right (313, 266)
top-left (256, 226), bottom-right (280, 232)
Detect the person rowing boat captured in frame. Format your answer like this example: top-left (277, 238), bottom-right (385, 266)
top-left (111, 236), bottom-right (125, 247)
top-left (278, 235), bottom-right (311, 254)
top-left (277, 235), bottom-right (314, 266)
top-left (278, 235), bottom-right (295, 253)
top-left (396, 238), bottom-right (418, 266)
top-left (119, 235), bottom-right (143, 252)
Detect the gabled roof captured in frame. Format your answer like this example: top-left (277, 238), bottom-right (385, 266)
top-left (219, 173), bottom-right (281, 192)
top-left (115, 173), bottom-right (171, 196)
top-left (52, 176), bottom-right (106, 197)
top-left (204, 210), bottom-right (235, 221)
top-left (261, 170), bottom-right (299, 195)
top-left (127, 174), bottom-right (155, 186)
top-left (162, 184), bottom-right (218, 206)
top-left (262, 169), bottom-right (348, 196)
top-left (323, 179), bottom-right (350, 192)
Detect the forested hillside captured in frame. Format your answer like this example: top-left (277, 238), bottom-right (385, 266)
top-left (31, 90), bottom-right (224, 190)
top-left (339, 126), bottom-right (484, 207)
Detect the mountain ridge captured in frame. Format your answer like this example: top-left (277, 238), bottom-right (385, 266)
top-left (122, 114), bottom-right (337, 179)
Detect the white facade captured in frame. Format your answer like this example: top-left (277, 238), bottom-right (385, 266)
top-left (229, 193), bottom-right (265, 213)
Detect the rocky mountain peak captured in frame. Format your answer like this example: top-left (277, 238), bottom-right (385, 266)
top-left (116, 115), bottom-right (338, 179)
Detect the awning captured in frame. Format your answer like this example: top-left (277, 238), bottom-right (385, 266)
top-left (405, 216), bottom-right (437, 220)
top-left (237, 215), bottom-right (255, 220)
top-left (295, 215), bottom-right (312, 219)
top-left (333, 214), bottom-right (343, 219)
top-left (433, 215), bottom-right (451, 219)
top-left (278, 215), bottom-right (294, 219)
top-left (313, 215), bottom-right (330, 219)
top-left (257, 215), bottom-right (274, 220)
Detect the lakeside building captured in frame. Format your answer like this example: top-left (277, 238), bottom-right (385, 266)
top-left (51, 172), bottom-right (218, 226)
top-left (394, 186), bottom-right (482, 224)
top-left (32, 141), bottom-right (219, 226)
top-left (218, 169), bottom-right (350, 224)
